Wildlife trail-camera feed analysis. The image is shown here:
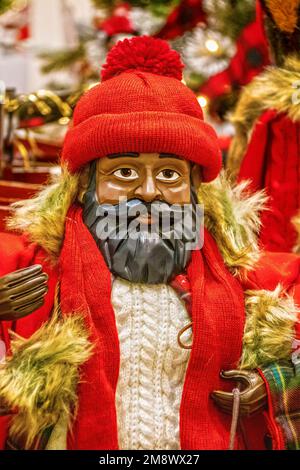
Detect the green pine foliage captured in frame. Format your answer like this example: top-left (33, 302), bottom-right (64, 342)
top-left (206, 0), bottom-right (255, 41)
top-left (91, 0), bottom-right (179, 16)
top-left (39, 44), bottom-right (86, 75)
top-left (0, 0), bottom-right (13, 15)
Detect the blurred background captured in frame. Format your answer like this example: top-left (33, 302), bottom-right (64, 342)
top-left (0, 0), bottom-right (299, 253)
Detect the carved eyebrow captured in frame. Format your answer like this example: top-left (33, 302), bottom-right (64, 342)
top-left (107, 153), bottom-right (139, 159)
top-left (107, 153), bottom-right (183, 160)
top-left (159, 153), bottom-right (183, 160)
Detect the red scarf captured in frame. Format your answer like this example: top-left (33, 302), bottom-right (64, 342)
top-left (59, 205), bottom-right (246, 450)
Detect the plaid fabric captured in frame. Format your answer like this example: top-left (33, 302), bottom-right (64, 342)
top-left (262, 362), bottom-right (300, 450)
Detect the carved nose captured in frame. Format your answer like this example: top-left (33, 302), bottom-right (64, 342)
top-left (134, 175), bottom-right (162, 202)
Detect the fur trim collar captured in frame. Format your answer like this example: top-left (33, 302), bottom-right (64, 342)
top-left (241, 286), bottom-right (298, 369)
top-left (0, 310), bottom-right (93, 449)
top-left (198, 172), bottom-right (266, 276)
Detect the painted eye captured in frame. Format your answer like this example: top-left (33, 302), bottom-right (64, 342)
top-left (156, 169), bottom-right (180, 182)
top-left (113, 168), bottom-right (139, 180)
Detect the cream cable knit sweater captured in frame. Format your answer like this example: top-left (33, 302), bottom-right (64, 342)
top-left (112, 277), bottom-right (192, 450)
top-left (46, 277), bottom-right (192, 450)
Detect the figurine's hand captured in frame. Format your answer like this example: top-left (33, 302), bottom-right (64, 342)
top-left (211, 370), bottom-right (267, 416)
top-left (0, 265), bottom-right (48, 321)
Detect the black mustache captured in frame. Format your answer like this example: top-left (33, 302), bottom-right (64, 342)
top-left (96, 198), bottom-right (185, 220)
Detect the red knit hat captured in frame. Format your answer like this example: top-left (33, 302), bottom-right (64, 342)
top-left (61, 36), bottom-right (222, 182)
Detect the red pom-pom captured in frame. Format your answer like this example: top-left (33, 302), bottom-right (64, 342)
top-left (101, 36), bottom-right (184, 82)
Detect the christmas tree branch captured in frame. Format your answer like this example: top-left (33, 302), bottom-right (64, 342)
top-left (0, 0), bottom-right (13, 15)
top-left (39, 45), bottom-right (86, 75)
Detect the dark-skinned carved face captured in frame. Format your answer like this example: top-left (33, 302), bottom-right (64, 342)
top-left (83, 153), bottom-right (203, 284)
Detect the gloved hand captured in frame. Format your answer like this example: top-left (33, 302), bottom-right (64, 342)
top-left (0, 265), bottom-right (48, 321)
top-left (211, 369), bottom-right (267, 416)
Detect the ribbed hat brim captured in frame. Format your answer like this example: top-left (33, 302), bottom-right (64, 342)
top-left (61, 111), bottom-right (222, 182)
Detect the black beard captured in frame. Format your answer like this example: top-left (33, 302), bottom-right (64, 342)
top-left (83, 167), bottom-right (199, 284)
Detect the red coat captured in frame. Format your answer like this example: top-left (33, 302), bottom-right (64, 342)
top-left (0, 226), bottom-right (299, 450)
